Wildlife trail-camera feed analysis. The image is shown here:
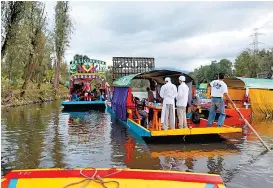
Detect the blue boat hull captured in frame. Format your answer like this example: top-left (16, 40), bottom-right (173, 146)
top-left (106, 103), bottom-right (152, 137)
top-left (61, 101), bottom-right (106, 111)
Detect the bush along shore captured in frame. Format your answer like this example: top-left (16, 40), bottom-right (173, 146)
top-left (1, 83), bottom-right (68, 108)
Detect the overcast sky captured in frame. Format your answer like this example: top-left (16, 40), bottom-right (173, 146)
top-left (45, 1), bottom-right (273, 72)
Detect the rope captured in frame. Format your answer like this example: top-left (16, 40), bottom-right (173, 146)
top-left (62, 167), bottom-right (124, 188)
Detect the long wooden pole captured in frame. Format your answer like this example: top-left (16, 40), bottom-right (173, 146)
top-left (235, 108), bottom-right (271, 151)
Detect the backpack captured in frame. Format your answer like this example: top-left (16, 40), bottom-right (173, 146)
top-left (191, 109), bottom-right (200, 124)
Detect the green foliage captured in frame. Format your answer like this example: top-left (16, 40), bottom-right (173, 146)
top-left (191, 59), bottom-right (233, 84)
top-left (54, 1), bottom-right (73, 56)
top-left (53, 1), bottom-right (73, 88)
top-left (1, 1), bottom-right (72, 99)
top-left (105, 69), bottom-right (113, 85)
top-left (234, 49), bottom-right (273, 77)
top-left (1, 1), bottom-right (25, 59)
top-left (191, 49), bottom-right (273, 84)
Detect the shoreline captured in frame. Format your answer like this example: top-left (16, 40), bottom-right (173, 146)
top-left (1, 95), bottom-right (67, 108)
top-left (1, 84), bottom-right (68, 109)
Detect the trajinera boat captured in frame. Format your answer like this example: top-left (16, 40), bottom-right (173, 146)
top-left (61, 58), bottom-right (111, 111)
top-left (2, 168), bottom-right (226, 188)
top-left (1, 168), bottom-right (225, 188)
top-left (106, 69), bottom-right (242, 142)
top-left (199, 77), bottom-right (273, 121)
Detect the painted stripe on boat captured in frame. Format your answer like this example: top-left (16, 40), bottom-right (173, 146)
top-left (8, 179), bottom-right (18, 188)
top-left (204, 183), bottom-right (217, 188)
top-left (4, 169), bottom-right (223, 184)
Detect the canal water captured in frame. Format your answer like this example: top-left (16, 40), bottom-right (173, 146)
top-left (1, 98), bottom-right (273, 188)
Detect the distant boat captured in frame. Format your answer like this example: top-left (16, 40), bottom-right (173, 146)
top-left (61, 58), bottom-right (111, 111)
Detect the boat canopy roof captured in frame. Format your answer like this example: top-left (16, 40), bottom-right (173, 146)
top-left (113, 69), bottom-right (195, 87)
top-left (224, 77), bottom-right (273, 89)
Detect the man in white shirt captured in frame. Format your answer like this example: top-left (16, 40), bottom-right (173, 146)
top-left (176, 76), bottom-right (189, 128)
top-left (207, 73), bottom-right (236, 127)
top-left (160, 77), bottom-right (178, 130)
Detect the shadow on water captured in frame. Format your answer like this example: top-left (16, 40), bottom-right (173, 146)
top-left (1, 101), bottom-right (273, 188)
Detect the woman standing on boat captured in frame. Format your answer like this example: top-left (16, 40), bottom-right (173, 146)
top-left (207, 73), bottom-right (236, 127)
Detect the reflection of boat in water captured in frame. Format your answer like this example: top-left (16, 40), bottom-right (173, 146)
top-left (149, 143), bottom-right (240, 158)
top-left (2, 168), bottom-right (226, 188)
top-left (243, 117), bottom-right (273, 141)
top-left (66, 111), bottom-right (108, 143)
top-left (107, 69), bottom-right (242, 143)
top-left (61, 59), bottom-right (111, 112)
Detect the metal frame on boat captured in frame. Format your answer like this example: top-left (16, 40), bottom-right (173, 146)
top-left (106, 69), bottom-right (242, 142)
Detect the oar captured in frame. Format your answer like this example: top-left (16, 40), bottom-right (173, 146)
top-left (234, 107), bottom-right (271, 151)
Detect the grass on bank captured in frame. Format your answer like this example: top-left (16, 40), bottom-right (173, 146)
top-left (1, 79), bottom-right (68, 107)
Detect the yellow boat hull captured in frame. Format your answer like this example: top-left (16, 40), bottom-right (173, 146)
top-left (2, 168), bottom-right (225, 188)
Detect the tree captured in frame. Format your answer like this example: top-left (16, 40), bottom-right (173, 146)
top-left (191, 59), bottom-right (234, 84)
top-left (257, 49), bottom-right (273, 74)
top-left (1, 1), bottom-right (25, 60)
top-left (218, 59), bottom-right (233, 77)
top-left (53, 1), bottom-right (73, 89)
top-left (32, 32), bottom-right (54, 89)
top-left (21, 2), bottom-right (47, 96)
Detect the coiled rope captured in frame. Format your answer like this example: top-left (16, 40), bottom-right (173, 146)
top-left (63, 167), bottom-right (124, 188)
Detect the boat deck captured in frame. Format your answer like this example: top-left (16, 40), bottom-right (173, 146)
top-left (2, 168), bottom-right (225, 188)
top-left (127, 118), bottom-right (242, 138)
top-left (149, 118), bottom-right (242, 136)
top-left (150, 125), bottom-right (242, 136)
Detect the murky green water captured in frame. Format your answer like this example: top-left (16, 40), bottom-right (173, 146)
top-left (1, 100), bottom-right (273, 188)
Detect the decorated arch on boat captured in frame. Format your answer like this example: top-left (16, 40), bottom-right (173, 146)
top-left (69, 58), bottom-right (107, 74)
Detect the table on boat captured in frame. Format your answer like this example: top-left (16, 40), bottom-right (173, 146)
top-left (147, 105), bottom-right (181, 131)
top-left (147, 105), bottom-right (163, 131)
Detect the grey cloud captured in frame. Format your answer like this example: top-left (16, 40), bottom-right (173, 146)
top-left (101, 1), bottom-right (273, 41)
top-left (45, 1), bottom-right (273, 71)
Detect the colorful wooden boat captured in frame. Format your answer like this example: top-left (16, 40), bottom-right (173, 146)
top-left (107, 69), bottom-right (242, 142)
top-left (1, 168), bottom-right (226, 188)
top-left (200, 77), bottom-right (273, 120)
top-left (61, 59), bottom-right (111, 111)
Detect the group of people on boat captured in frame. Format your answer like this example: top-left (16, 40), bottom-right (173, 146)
top-left (135, 73), bottom-right (237, 130)
top-left (70, 80), bottom-right (105, 101)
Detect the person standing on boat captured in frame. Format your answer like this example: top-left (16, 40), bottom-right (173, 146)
top-left (146, 87), bottom-right (154, 126)
top-left (176, 76), bottom-right (189, 128)
top-left (207, 73), bottom-right (236, 127)
top-left (154, 80), bottom-right (162, 103)
top-left (160, 77), bottom-right (178, 130)
top-left (83, 80), bottom-right (91, 101)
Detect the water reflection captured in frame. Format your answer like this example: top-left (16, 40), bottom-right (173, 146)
top-left (1, 101), bottom-right (273, 188)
